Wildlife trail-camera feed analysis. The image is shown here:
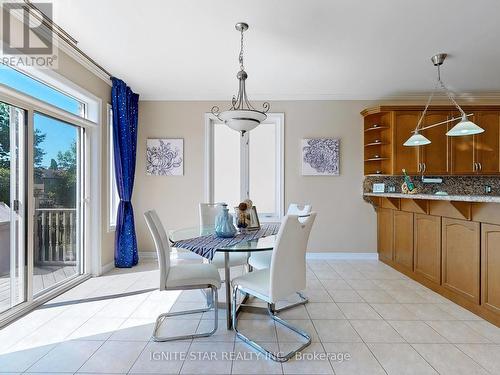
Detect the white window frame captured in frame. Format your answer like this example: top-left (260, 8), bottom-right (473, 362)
top-left (204, 112), bottom-right (284, 222)
top-left (107, 104), bottom-right (119, 231)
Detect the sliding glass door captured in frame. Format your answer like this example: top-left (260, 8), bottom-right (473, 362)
top-left (0, 101), bottom-right (85, 315)
top-left (0, 102), bottom-right (26, 314)
top-left (0, 66), bottom-right (93, 322)
top-left (32, 113), bottom-right (83, 295)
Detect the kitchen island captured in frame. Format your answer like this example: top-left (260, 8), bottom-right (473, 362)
top-left (364, 192), bottom-right (500, 326)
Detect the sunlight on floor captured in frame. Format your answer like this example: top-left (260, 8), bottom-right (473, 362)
top-left (0, 258), bottom-right (499, 374)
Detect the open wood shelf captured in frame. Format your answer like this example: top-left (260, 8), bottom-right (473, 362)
top-left (365, 157), bottom-right (390, 162)
top-left (364, 142), bottom-right (387, 147)
top-left (364, 126), bottom-right (389, 132)
top-left (363, 111), bottom-right (393, 175)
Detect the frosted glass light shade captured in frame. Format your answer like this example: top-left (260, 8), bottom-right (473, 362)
top-left (446, 118), bottom-right (484, 136)
top-left (219, 110), bottom-right (267, 133)
top-left (403, 132), bottom-right (431, 147)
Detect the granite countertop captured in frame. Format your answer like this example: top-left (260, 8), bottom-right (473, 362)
top-left (363, 192), bottom-right (500, 203)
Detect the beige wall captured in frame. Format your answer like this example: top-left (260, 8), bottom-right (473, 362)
top-left (135, 100), bottom-right (378, 253)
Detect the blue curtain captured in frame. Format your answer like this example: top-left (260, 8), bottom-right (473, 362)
top-left (111, 78), bottom-right (139, 268)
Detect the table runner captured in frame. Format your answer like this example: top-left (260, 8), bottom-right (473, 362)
top-left (172, 223), bottom-right (280, 260)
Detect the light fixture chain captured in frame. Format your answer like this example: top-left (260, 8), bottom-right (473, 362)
top-left (438, 79), bottom-right (466, 117)
top-left (239, 29), bottom-right (245, 71)
top-left (414, 82), bottom-right (438, 132)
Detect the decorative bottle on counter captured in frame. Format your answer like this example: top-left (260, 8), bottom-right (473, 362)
top-left (402, 168), bottom-right (416, 194)
top-left (215, 204), bottom-right (237, 238)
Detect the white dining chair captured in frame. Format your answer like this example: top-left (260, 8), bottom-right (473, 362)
top-left (231, 213), bottom-right (316, 362)
top-left (144, 210), bottom-right (221, 342)
top-left (199, 203), bottom-right (249, 268)
top-left (248, 203), bottom-right (312, 270)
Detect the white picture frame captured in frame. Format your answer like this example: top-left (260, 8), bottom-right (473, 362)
top-left (146, 138), bottom-right (184, 176)
top-left (301, 138), bottom-right (340, 176)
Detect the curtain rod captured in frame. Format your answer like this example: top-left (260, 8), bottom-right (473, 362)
top-left (23, 0), bottom-right (113, 80)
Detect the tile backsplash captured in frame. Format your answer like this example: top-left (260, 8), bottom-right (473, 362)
top-left (364, 175), bottom-right (500, 196)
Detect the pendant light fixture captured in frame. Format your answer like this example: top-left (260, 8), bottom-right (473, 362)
top-left (211, 23), bottom-right (270, 134)
top-left (403, 54), bottom-right (484, 147)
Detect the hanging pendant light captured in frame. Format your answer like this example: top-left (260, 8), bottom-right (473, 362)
top-left (211, 23), bottom-right (270, 134)
top-left (446, 114), bottom-right (485, 136)
top-left (403, 54), bottom-right (484, 146)
top-left (403, 131), bottom-right (431, 146)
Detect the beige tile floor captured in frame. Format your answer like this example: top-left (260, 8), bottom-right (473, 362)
top-left (0, 258), bottom-right (499, 374)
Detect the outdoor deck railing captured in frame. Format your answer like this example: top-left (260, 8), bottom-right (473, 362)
top-left (34, 208), bottom-right (77, 266)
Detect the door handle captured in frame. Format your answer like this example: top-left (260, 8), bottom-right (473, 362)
top-left (423, 163), bottom-right (426, 173)
top-left (479, 162), bottom-right (482, 171)
top-left (417, 163), bottom-right (421, 172)
top-left (473, 162), bottom-right (478, 171)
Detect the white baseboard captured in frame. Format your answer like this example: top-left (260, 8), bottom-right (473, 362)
top-left (101, 261), bottom-right (115, 275)
top-left (139, 251), bottom-right (378, 261)
top-left (306, 252), bottom-right (379, 260)
top-left (139, 251), bottom-right (158, 259)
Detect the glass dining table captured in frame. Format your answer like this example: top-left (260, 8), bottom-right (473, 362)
top-left (168, 225), bottom-right (276, 329)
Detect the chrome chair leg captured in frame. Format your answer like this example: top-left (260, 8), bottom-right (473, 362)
top-left (200, 288), bottom-right (214, 307)
top-left (232, 286), bottom-right (311, 362)
top-left (270, 292), bottom-right (309, 314)
top-left (152, 286), bottom-right (218, 342)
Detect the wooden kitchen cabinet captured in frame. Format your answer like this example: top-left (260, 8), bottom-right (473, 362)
top-left (419, 111), bottom-right (450, 175)
top-left (481, 224), bottom-right (500, 314)
top-left (362, 106), bottom-right (500, 176)
top-left (414, 214), bottom-right (441, 284)
top-left (442, 218), bottom-right (480, 303)
top-left (377, 208), bottom-right (393, 262)
top-left (393, 210), bottom-right (414, 272)
top-left (450, 111), bottom-right (475, 174)
top-left (447, 111), bottom-right (499, 174)
top-left (474, 111), bottom-right (500, 174)
top-left (394, 111), bottom-right (420, 174)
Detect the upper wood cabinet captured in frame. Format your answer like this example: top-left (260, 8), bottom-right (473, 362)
top-left (450, 111), bottom-right (474, 174)
top-left (450, 111), bottom-right (500, 174)
top-left (474, 111), bottom-right (500, 174)
top-left (442, 218), bottom-right (480, 303)
top-left (419, 111), bottom-right (450, 175)
top-left (362, 106), bottom-right (500, 176)
top-left (393, 111), bottom-right (420, 174)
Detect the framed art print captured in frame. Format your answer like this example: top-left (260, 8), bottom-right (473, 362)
top-left (146, 138), bottom-right (184, 176)
top-left (301, 138), bottom-right (340, 176)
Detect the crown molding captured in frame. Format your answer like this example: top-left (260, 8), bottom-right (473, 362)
top-left (57, 40), bottom-right (111, 86)
top-left (139, 92), bottom-right (500, 102)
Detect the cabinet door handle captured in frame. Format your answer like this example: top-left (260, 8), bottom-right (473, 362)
top-left (423, 163), bottom-right (426, 172)
top-left (479, 162), bottom-right (482, 171)
top-left (473, 162), bottom-right (477, 171)
top-left (417, 163), bottom-right (421, 172)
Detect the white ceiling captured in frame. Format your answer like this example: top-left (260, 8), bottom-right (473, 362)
top-left (51, 0), bottom-right (500, 100)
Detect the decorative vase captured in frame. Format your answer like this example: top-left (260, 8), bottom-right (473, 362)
top-left (215, 204), bottom-right (237, 238)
